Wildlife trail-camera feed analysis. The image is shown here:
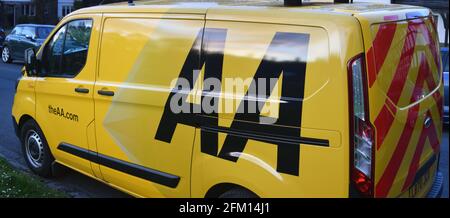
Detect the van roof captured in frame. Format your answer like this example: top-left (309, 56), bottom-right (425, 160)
top-left (72, 1), bottom-right (427, 16)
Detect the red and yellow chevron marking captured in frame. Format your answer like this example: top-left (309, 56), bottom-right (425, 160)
top-left (367, 22), bottom-right (398, 88)
top-left (365, 15), bottom-right (442, 197)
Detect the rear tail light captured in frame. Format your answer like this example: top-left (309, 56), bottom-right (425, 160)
top-left (348, 54), bottom-right (375, 197)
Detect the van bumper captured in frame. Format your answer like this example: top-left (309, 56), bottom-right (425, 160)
top-left (426, 171), bottom-right (443, 198)
top-left (12, 116), bottom-right (19, 138)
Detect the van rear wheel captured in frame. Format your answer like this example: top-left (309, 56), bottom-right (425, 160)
top-left (20, 119), bottom-right (54, 178)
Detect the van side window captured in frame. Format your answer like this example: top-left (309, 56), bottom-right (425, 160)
top-left (41, 26), bottom-right (66, 76)
top-left (62, 20), bottom-right (93, 76)
top-left (41, 19), bottom-right (93, 78)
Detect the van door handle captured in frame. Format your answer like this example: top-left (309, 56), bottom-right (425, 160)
top-left (75, 87), bottom-right (89, 94)
top-left (98, 90), bottom-right (115, 96)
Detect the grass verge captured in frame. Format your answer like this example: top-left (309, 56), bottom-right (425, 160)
top-left (0, 157), bottom-right (66, 198)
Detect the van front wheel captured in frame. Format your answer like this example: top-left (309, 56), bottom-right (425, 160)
top-left (20, 120), bottom-right (54, 178)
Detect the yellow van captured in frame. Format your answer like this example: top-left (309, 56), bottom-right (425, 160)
top-left (12, 0), bottom-right (444, 198)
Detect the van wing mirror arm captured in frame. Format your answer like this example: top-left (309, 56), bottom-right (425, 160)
top-left (24, 48), bottom-right (38, 77)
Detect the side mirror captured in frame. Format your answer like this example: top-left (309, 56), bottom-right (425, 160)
top-left (24, 48), bottom-right (37, 76)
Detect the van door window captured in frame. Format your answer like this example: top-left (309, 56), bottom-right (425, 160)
top-left (62, 20), bottom-right (92, 76)
top-left (40, 19), bottom-right (93, 78)
top-left (41, 25), bottom-right (66, 76)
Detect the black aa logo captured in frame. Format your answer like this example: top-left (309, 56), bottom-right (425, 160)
top-left (155, 28), bottom-right (328, 176)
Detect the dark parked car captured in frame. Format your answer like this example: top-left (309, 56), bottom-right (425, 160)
top-left (442, 47), bottom-right (449, 126)
top-left (1, 24), bottom-right (54, 63)
top-left (0, 28), bottom-right (6, 48)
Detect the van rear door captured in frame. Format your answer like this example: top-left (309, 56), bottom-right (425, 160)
top-left (356, 7), bottom-right (443, 197)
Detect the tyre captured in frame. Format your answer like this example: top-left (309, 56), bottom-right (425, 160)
top-left (218, 188), bottom-right (258, 198)
top-left (2, 46), bottom-right (13, 63)
top-left (20, 119), bottom-right (54, 178)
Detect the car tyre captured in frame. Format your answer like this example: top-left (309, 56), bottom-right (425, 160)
top-left (20, 119), bottom-right (54, 178)
top-left (218, 188), bottom-right (258, 198)
top-left (2, 46), bottom-right (13, 63)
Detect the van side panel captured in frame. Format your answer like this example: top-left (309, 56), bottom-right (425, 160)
top-left (95, 13), bottom-right (205, 197)
top-left (356, 8), bottom-right (443, 197)
top-left (190, 11), bottom-right (364, 197)
top-left (12, 76), bottom-right (36, 128)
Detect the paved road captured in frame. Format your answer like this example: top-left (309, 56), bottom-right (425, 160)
top-left (0, 61), bottom-right (448, 198)
top-left (0, 61), bottom-right (130, 198)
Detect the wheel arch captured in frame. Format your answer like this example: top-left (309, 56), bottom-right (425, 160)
top-left (204, 182), bottom-right (259, 198)
top-left (17, 114), bottom-right (37, 138)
